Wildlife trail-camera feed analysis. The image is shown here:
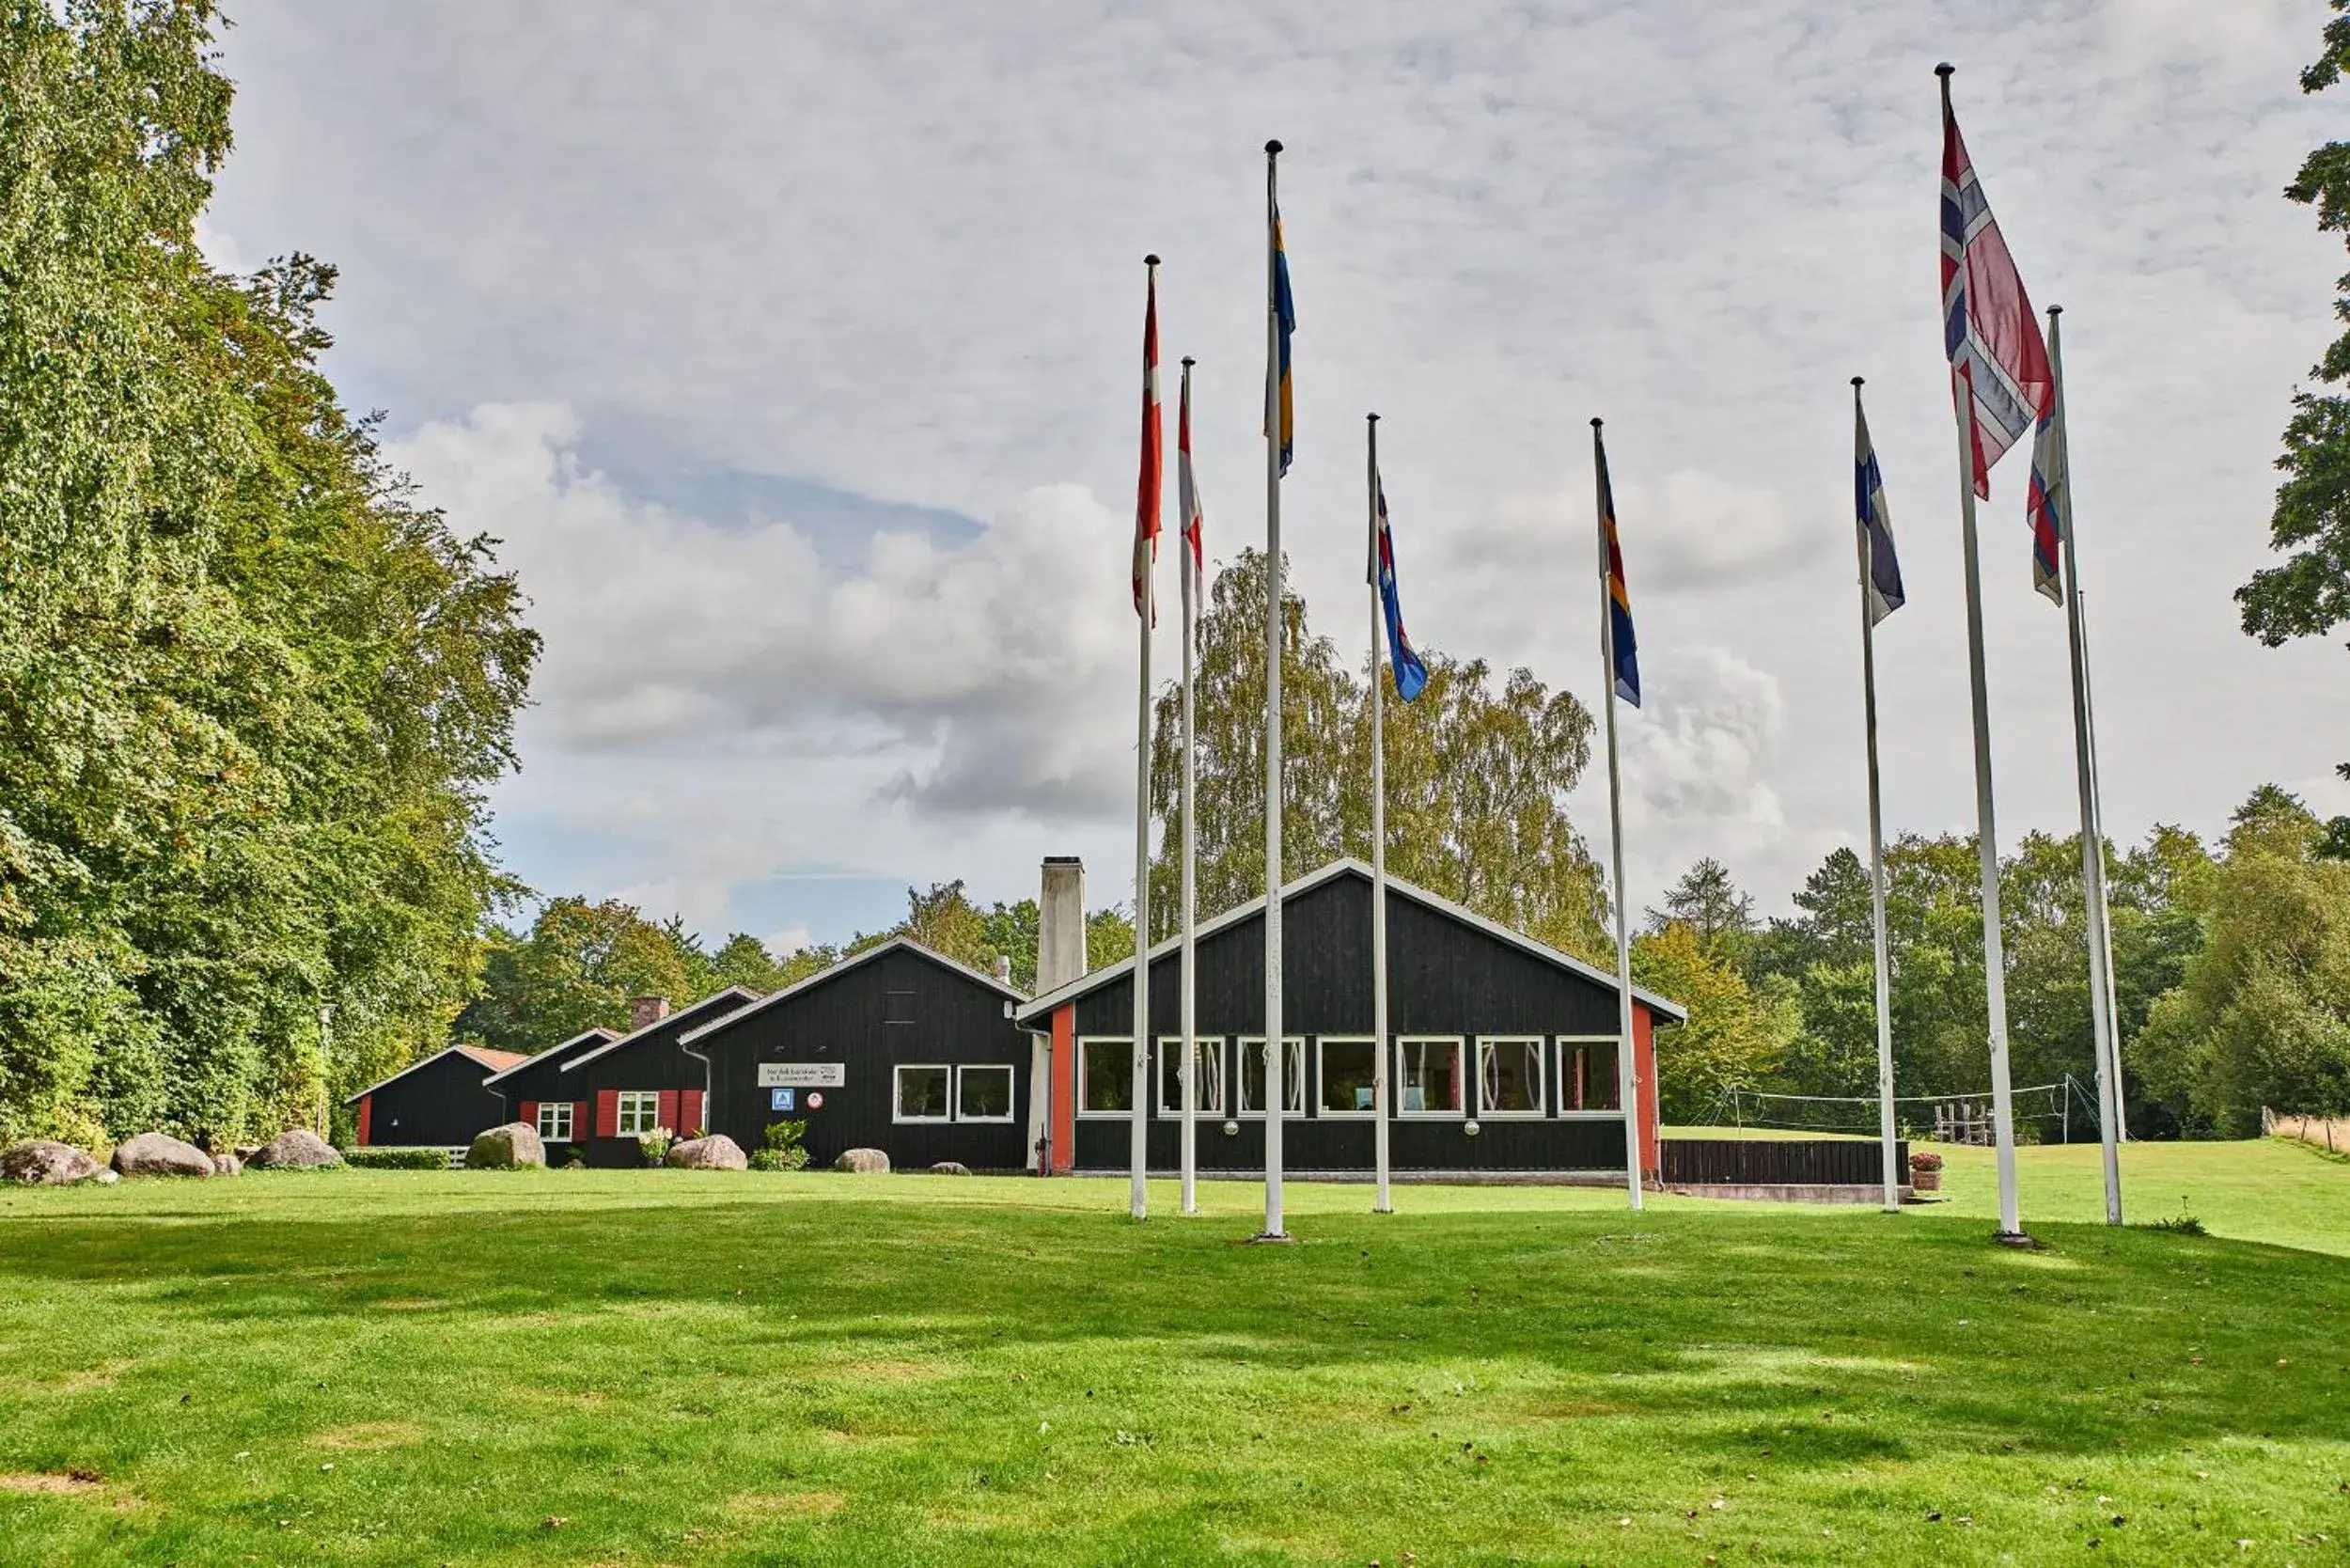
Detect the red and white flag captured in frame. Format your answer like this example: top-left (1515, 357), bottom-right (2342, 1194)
top-left (1134, 260), bottom-right (1163, 621)
top-left (1940, 90), bottom-right (2052, 498)
top-left (1177, 359), bottom-right (1203, 608)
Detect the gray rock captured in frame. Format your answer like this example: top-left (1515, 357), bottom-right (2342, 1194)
top-left (833, 1147), bottom-right (890, 1173)
top-left (928, 1161), bottom-right (972, 1177)
top-left (95, 1168), bottom-right (118, 1184)
top-left (249, 1129), bottom-right (341, 1169)
top-left (666, 1134), bottom-right (748, 1170)
top-left (1, 1139), bottom-right (102, 1185)
top-left (211, 1152), bottom-right (243, 1177)
top-left (110, 1132), bottom-right (214, 1179)
top-left (465, 1122), bottom-right (545, 1170)
top-left (233, 1145), bottom-right (263, 1163)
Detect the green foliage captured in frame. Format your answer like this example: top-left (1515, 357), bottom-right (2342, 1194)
top-left (747, 1118), bottom-right (810, 1171)
top-left (1085, 905), bottom-right (1136, 967)
top-left (1148, 548), bottom-right (1607, 964)
top-left (0, 6), bottom-right (536, 1147)
top-left (342, 1146), bottom-right (448, 1170)
top-left (1631, 919), bottom-right (1794, 1121)
top-left (1646, 857), bottom-right (1756, 954)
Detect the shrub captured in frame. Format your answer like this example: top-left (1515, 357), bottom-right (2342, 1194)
top-left (748, 1119), bottom-right (810, 1172)
top-left (636, 1126), bottom-right (675, 1166)
top-left (343, 1147), bottom-right (450, 1170)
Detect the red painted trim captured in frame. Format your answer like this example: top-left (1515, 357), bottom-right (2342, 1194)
top-left (356, 1094), bottom-right (371, 1146)
top-left (1635, 1004), bottom-right (1661, 1178)
top-left (520, 1100), bottom-right (539, 1133)
top-left (1050, 1005), bottom-right (1076, 1174)
top-left (595, 1089), bottom-right (619, 1138)
top-left (680, 1089), bottom-right (704, 1138)
top-left (656, 1089), bottom-right (680, 1134)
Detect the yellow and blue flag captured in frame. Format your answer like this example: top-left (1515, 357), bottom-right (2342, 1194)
top-left (1270, 203), bottom-right (1295, 476)
top-left (1596, 431), bottom-right (1639, 708)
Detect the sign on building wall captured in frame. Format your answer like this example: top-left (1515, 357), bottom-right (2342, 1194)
top-left (758, 1062), bottom-right (846, 1089)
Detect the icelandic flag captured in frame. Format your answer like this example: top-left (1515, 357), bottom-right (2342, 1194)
top-left (2025, 367), bottom-right (2066, 605)
top-left (1133, 262), bottom-right (1162, 621)
top-left (1941, 91), bottom-right (2052, 497)
top-left (1370, 476), bottom-right (1428, 701)
top-left (1854, 394), bottom-right (1905, 624)
top-left (1178, 359), bottom-right (1204, 607)
top-left (1269, 203), bottom-right (1295, 477)
top-left (1596, 430), bottom-right (1639, 708)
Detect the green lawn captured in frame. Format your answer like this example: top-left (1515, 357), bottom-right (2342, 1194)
top-left (1, 1142), bottom-right (2344, 1565)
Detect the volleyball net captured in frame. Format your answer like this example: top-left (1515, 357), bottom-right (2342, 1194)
top-left (1705, 1076), bottom-right (2105, 1145)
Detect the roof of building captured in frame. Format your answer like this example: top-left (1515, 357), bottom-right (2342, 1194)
top-left (341, 1043), bottom-right (541, 1106)
top-left (479, 1027), bottom-right (621, 1088)
top-left (1010, 857), bottom-right (1689, 1027)
top-left (558, 985), bottom-right (764, 1073)
top-left (677, 936), bottom-right (1025, 1047)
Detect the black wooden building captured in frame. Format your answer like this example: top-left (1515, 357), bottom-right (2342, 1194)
top-left (1014, 859), bottom-right (1684, 1179)
top-left (679, 938), bottom-right (1034, 1171)
top-left (347, 1043), bottom-right (535, 1152)
top-left (484, 988), bottom-right (760, 1167)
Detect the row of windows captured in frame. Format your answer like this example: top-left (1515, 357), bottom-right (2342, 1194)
top-left (893, 1063), bottom-right (1016, 1124)
top-left (534, 1090), bottom-right (666, 1141)
top-left (1078, 1035), bottom-right (1625, 1120)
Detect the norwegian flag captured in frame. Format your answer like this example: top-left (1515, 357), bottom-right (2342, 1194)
top-left (1941, 86), bottom-right (2052, 498)
top-left (1134, 259), bottom-right (1163, 621)
top-left (1177, 357), bottom-right (1204, 609)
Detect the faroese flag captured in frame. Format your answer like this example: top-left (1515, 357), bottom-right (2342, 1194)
top-left (1596, 431), bottom-right (1639, 708)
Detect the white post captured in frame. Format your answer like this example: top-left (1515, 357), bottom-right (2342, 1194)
top-left (1128, 255), bottom-right (1159, 1224)
top-left (1593, 418), bottom-right (1644, 1213)
top-left (1179, 357), bottom-right (1201, 1217)
top-left (2079, 588), bottom-right (2126, 1141)
top-left (1368, 414), bottom-right (1394, 1215)
top-left (1941, 62), bottom-right (2024, 1242)
top-left (2044, 307), bottom-right (2123, 1226)
top-left (1261, 140), bottom-right (1287, 1240)
top-left (1853, 379), bottom-right (1902, 1215)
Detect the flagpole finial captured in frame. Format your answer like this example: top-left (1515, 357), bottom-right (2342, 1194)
top-left (1852, 375), bottom-right (1865, 387)
top-left (1144, 253), bottom-right (1160, 267)
top-left (2047, 303), bottom-right (2063, 317)
top-left (1181, 354), bottom-right (1195, 367)
top-left (1265, 138), bottom-right (1283, 156)
top-left (1935, 62), bottom-right (1954, 77)
top-left (1590, 416), bottom-right (1603, 430)
top-left (1367, 412), bottom-right (1378, 424)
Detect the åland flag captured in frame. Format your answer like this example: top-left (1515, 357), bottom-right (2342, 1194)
top-left (1941, 92), bottom-right (2051, 497)
top-left (1596, 431), bottom-right (1639, 707)
top-left (1134, 259), bottom-right (1163, 620)
top-left (1854, 396), bottom-right (1905, 624)
top-left (1370, 478), bottom-right (1428, 700)
top-left (1269, 202), bottom-right (1296, 476)
top-left (2026, 359), bottom-right (2067, 604)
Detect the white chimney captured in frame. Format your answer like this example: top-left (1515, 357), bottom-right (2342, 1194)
top-left (1038, 856), bottom-right (1087, 993)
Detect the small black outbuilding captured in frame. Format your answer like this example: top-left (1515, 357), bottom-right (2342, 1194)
top-left (484, 988), bottom-right (760, 1167)
top-left (347, 1043), bottom-right (534, 1152)
top-left (680, 937), bottom-right (1033, 1171)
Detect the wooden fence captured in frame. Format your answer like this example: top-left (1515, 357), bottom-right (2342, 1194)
top-left (2264, 1108), bottom-right (2348, 1155)
top-left (1659, 1137), bottom-right (1907, 1188)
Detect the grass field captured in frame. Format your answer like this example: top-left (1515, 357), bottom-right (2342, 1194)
top-left (1, 1139), bottom-right (2343, 1565)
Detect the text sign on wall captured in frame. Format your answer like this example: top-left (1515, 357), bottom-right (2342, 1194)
top-left (758, 1062), bottom-right (845, 1089)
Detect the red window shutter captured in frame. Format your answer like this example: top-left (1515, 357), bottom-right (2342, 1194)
top-left (656, 1089), bottom-right (680, 1133)
top-left (520, 1100), bottom-right (538, 1132)
top-left (574, 1101), bottom-right (588, 1138)
top-left (681, 1090), bottom-right (705, 1137)
top-left (595, 1089), bottom-right (619, 1138)
top-left (356, 1094), bottom-right (372, 1146)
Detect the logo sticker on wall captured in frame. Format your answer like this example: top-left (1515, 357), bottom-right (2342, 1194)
top-left (806, 1092), bottom-right (825, 1110)
top-left (770, 1088), bottom-right (796, 1112)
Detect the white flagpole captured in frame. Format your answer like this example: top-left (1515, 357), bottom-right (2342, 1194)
top-left (2079, 588), bottom-right (2126, 1141)
top-left (1179, 356), bottom-right (1201, 1217)
top-left (1260, 140), bottom-right (1287, 1240)
top-left (1368, 414), bottom-right (1394, 1215)
top-left (1853, 378), bottom-right (1902, 1215)
top-left (1593, 418), bottom-right (1644, 1213)
top-left (2045, 306), bottom-right (2123, 1225)
top-left (1129, 254), bottom-right (1159, 1225)
top-left (1942, 67), bottom-right (2025, 1242)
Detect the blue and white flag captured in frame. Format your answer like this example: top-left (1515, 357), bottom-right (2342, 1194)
top-left (1854, 395), bottom-right (1905, 626)
top-left (1370, 477), bottom-right (1428, 700)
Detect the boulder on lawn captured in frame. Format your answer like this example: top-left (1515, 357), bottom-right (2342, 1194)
top-left (465, 1122), bottom-right (545, 1170)
top-left (250, 1129), bottom-right (341, 1169)
top-left (929, 1161), bottom-right (971, 1177)
top-left (666, 1134), bottom-right (747, 1170)
top-left (211, 1152), bottom-right (243, 1177)
top-left (111, 1132), bottom-right (214, 1179)
top-left (1, 1139), bottom-right (102, 1185)
top-left (834, 1147), bottom-right (890, 1173)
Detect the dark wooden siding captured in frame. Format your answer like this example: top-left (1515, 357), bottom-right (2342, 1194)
top-left (1062, 870), bottom-right (1647, 1173)
top-left (691, 946), bottom-right (1032, 1172)
top-left (495, 999), bottom-right (752, 1168)
top-left (1661, 1137), bottom-right (1907, 1187)
top-left (362, 1053), bottom-right (507, 1149)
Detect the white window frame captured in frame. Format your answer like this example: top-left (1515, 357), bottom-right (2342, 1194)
top-left (893, 1063), bottom-right (953, 1123)
top-left (1235, 1036), bottom-right (1307, 1119)
top-left (536, 1100), bottom-right (574, 1141)
top-left (1395, 1036), bottom-right (1467, 1118)
top-left (1077, 1037), bottom-right (1136, 1118)
top-left (1476, 1036), bottom-right (1548, 1118)
top-left (1556, 1035), bottom-right (1627, 1117)
top-left (1155, 1036), bottom-right (1227, 1117)
top-left (954, 1063), bottom-right (1016, 1123)
top-left (1314, 1036), bottom-right (1380, 1119)
top-left (615, 1090), bottom-right (661, 1136)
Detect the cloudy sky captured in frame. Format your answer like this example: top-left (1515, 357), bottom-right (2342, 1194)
top-left (201, 0), bottom-right (2350, 950)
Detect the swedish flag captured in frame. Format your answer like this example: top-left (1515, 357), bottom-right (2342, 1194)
top-left (1270, 200), bottom-right (1295, 477)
